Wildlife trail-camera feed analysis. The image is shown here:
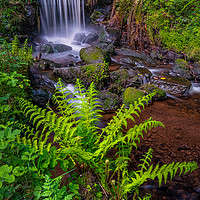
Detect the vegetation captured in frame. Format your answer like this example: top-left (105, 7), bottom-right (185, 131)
top-left (0, 37), bottom-right (198, 198)
top-left (0, 1), bottom-right (199, 199)
top-left (109, 0), bottom-right (200, 60)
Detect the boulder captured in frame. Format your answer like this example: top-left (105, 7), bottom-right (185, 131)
top-left (150, 75), bottom-right (191, 95)
top-left (122, 87), bottom-right (145, 107)
top-left (33, 36), bottom-right (48, 46)
top-left (115, 48), bottom-right (156, 67)
top-left (80, 46), bottom-right (110, 64)
top-left (82, 33), bottom-right (99, 44)
top-left (106, 28), bottom-right (120, 46)
top-left (172, 59), bottom-right (192, 79)
top-left (54, 44), bottom-right (72, 52)
top-left (139, 84), bottom-right (166, 100)
top-left (98, 91), bottom-right (119, 111)
top-left (32, 89), bottom-right (51, 108)
top-left (41, 42), bottom-right (72, 54)
top-left (41, 42), bottom-right (54, 54)
top-left (97, 43), bottom-right (115, 54)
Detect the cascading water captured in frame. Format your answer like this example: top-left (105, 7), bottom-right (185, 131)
top-left (39, 0), bottom-right (85, 38)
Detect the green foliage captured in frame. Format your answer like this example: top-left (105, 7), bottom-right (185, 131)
top-left (17, 79), bottom-right (198, 199)
top-left (0, 36), bottom-right (32, 123)
top-left (142, 0), bottom-right (200, 60)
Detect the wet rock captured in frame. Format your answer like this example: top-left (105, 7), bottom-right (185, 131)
top-left (41, 42), bottom-right (54, 54)
top-left (166, 50), bottom-right (183, 63)
top-left (54, 44), bottom-right (72, 52)
top-left (150, 50), bottom-right (163, 60)
top-left (150, 75), bottom-right (191, 95)
top-left (98, 91), bottom-right (119, 111)
top-left (29, 66), bottom-right (56, 93)
top-left (172, 59), bottom-right (192, 79)
top-left (108, 84), bottom-right (124, 96)
top-left (134, 67), bottom-right (152, 83)
top-left (82, 32), bottom-right (99, 44)
top-left (53, 54), bottom-right (81, 66)
top-left (41, 42), bottom-right (72, 54)
top-left (139, 84), bottom-right (166, 100)
top-left (38, 59), bottom-right (62, 70)
top-left (178, 144), bottom-right (191, 150)
top-left (33, 36), bottom-right (48, 46)
top-left (73, 32), bottom-right (86, 42)
top-left (32, 89), bottom-right (50, 108)
top-left (115, 48), bottom-right (156, 67)
top-left (122, 87), bottom-right (145, 107)
top-left (80, 46), bottom-right (110, 64)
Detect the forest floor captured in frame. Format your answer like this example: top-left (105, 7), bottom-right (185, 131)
top-left (102, 93), bottom-right (200, 199)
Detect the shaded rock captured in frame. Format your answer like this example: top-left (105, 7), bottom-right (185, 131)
top-left (54, 44), bottom-right (72, 52)
top-left (73, 32), bottom-right (86, 42)
top-left (150, 75), bottom-right (191, 95)
top-left (122, 87), bottom-right (145, 107)
top-left (80, 46), bottom-right (110, 64)
top-left (108, 84), bottom-right (124, 96)
top-left (150, 51), bottom-right (163, 60)
top-left (106, 28), bottom-right (120, 46)
top-left (97, 43), bottom-right (115, 54)
top-left (32, 89), bottom-right (50, 108)
top-left (99, 29), bottom-right (108, 43)
top-left (38, 59), bottom-right (62, 70)
top-left (82, 32), bottom-right (99, 44)
top-left (29, 66), bottom-right (56, 93)
top-left (139, 83), bottom-right (166, 100)
top-left (115, 48), bottom-right (156, 66)
top-left (98, 91), bottom-right (119, 111)
top-left (172, 59), bottom-right (192, 79)
top-left (53, 67), bottom-right (81, 85)
top-left (166, 50), bottom-right (183, 63)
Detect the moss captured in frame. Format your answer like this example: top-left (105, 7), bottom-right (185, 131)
top-left (174, 59), bottom-right (188, 68)
top-left (122, 87), bottom-right (145, 107)
top-left (139, 84), bottom-right (166, 100)
top-left (80, 63), bottom-right (109, 90)
top-left (80, 46), bottom-right (110, 64)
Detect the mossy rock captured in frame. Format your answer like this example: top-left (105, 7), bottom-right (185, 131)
top-left (139, 84), bottom-right (166, 100)
top-left (172, 59), bottom-right (192, 79)
top-left (98, 91), bottom-right (119, 111)
top-left (122, 87), bottom-right (145, 107)
top-left (80, 63), bottom-right (109, 90)
top-left (90, 11), bottom-right (105, 23)
top-left (80, 46), bottom-right (110, 64)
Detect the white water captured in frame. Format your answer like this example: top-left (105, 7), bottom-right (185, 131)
top-left (40, 0), bottom-right (85, 38)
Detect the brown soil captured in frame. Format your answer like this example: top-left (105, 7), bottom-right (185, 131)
top-left (102, 93), bottom-right (200, 199)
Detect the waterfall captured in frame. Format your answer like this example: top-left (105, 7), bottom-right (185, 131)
top-left (39, 0), bottom-right (85, 37)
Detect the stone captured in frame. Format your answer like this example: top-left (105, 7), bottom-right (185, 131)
top-left (106, 28), bottom-right (120, 46)
top-left (115, 48), bottom-right (156, 67)
top-left (97, 43), bottom-right (115, 54)
top-left (33, 36), bottom-right (48, 46)
top-left (79, 46), bottom-right (110, 64)
top-left (150, 75), bottom-right (191, 95)
top-left (98, 91), bottom-right (119, 111)
top-left (54, 44), bottom-right (72, 52)
top-left (32, 89), bottom-right (50, 108)
top-left (139, 83), bottom-right (166, 100)
top-left (172, 59), bottom-right (192, 79)
top-left (82, 32), bottom-right (99, 44)
top-left (122, 87), bottom-right (145, 107)
top-left (41, 42), bottom-right (54, 54)
top-left (192, 62), bottom-right (200, 80)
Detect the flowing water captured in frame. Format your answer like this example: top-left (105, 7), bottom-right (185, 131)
top-left (40, 0), bottom-right (85, 38)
